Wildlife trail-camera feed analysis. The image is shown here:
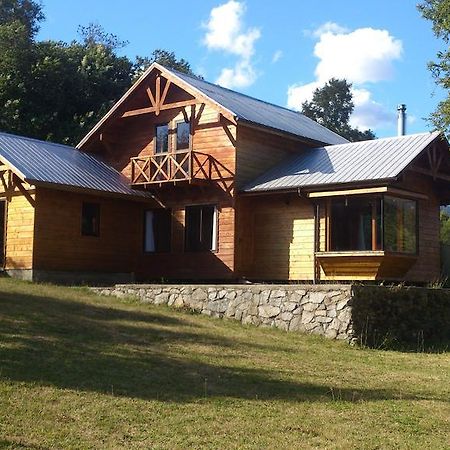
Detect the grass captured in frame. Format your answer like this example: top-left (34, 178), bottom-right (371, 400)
top-left (0, 278), bottom-right (449, 449)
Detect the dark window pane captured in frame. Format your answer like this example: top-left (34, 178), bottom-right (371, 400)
top-left (176, 122), bottom-right (190, 150)
top-left (185, 205), bottom-right (216, 252)
top-left (82, 202), bottom-right (100, 236)
top-left (384, 196), bottom-right (417, 253)
top-left (144, 209), bottom-right (171, 252)
top-left (155, 124), bottom-right (169, 153)
top-left (330, 197), bottom-right (380, 251)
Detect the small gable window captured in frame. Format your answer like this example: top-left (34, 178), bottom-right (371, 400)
top-left (155, 124), bottom-right (169, 153)
top-left (81, 202), bottom-right (100, 237)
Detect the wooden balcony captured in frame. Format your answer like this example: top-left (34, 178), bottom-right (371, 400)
top-left (130, 150), bottom-right (233, 187)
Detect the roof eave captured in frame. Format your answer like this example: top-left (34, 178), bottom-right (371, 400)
top-left (240, 178), bottom-right (397, 196)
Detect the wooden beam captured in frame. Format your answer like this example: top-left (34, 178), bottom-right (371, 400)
top-left (308, 187), bottom-right (388, 198)
top-left (146, 87), bottom-right (156, 107)
top-left (409, 166), bottom-right (450, 182)
top-left (160, 79), bottom-right (171, 106)
top-left (155, 76), bottom-right (161, 115)
top-left (121, 99), bottom-right (198, 118)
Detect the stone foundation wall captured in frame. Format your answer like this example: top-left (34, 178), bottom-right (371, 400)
top-left (92, 284), bottom-right (354, 340)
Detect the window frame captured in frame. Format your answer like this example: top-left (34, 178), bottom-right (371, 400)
top-left (81, 202), bottom-right (100, 237)
top-left (174, 119), bottom-right (191, 152)
top-left (154, 122), bottom-right (170, 154)
top-left (324, 194), bottom-right (419, 255)
top-left (184, 204), bottom-right (218, 253)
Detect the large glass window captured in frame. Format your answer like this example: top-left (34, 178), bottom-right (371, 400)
top-left (384, 196), bottom-right (417, 254)
top-left (144, 209), bottom-right (172, 252)
top-left (185, 205), bottom-right (217, 252)
top-left (327, 195), bottom-right (417, 254)
top-left (176, 121), bottom-right (190, 150)
top-left (155, 124), bottom-right (169, 153)
top-left (330, 197), bottom-right (381, 251)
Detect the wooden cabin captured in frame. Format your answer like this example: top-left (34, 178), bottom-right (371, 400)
top-left (0, 63), bottom-right (449, 283)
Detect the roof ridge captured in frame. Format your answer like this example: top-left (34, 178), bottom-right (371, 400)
top-left (167, 66), bottom-right (319, 117)
top-left (0, 130), bottom-right (77, 151)
top-left (323, 131), bottom-right (440, 148)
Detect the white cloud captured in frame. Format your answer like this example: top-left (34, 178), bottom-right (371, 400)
top-left (314, 27), bottom-right (402, 84)
top-left (287, 81), bottom-right (320, 110)
top-left (203, 0), bottom-right (260, 89)
top-left (350, 88), bottom-right (396, 130)
top-left (272, 50), bottom-right (283, 63)
top-left (312, 21), bottom-right (348, 38)
top-left (216, 60), bottom-right (257, 89)
top-left (287, 22), bottom-right (403, 132)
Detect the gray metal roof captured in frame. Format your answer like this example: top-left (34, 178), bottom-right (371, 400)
top-left (244, 132), bottom-right (443, 192)
top-left (166, 68), bottom-right (349, 146)
top-left (0, 132), bottom-right (152, 199)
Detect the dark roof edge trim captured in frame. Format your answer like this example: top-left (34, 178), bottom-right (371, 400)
top-left (30, 180), bottom-right (158, 203)
top-left (240, 178), bottom-right (397, 195)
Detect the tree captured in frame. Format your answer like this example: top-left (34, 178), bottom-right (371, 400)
top-left (301, 78), bottom-right (376, 142)
top-left (441, 210), bottom-right (450, 244)
top-left (0, 1), bottom-right (196, 144)
top-left (132, 49), bottom-right (196, 80)
top-left (418, 0), bottom-right (450, 135)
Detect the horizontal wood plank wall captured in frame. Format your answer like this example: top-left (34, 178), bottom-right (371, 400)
top-left (397, 172), bottom-right (441, 282)
top-left (137, 188), bottom-right (235, 280)
top-left (4, 193), bottom-right (35, 270)
top-left (33, 188), bottom-right (143, 273)
top-left (235, 125), bottom-right (306, 189)
top-left (235, 194), bottom-right (315, 280)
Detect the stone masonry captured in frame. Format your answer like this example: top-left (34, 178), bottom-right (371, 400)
top-left (92, 284), bottom-right (354, 340)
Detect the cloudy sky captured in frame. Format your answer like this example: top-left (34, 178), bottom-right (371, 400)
top-left (38, 0), bottom-right (445, 137)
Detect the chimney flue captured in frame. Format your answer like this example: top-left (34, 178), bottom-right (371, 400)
top-left (397, 104), bottom-right (406, 136)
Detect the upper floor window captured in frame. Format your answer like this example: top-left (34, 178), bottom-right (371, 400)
top-left (176, 121), bottom-right (190, 150)
top-left (81, 202), bottom-right (100, 237)
top-left (155, 124), bottom-right (169, 153)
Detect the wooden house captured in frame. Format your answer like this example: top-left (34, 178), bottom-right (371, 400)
top-left (0, 63), bottom-right (449, 283)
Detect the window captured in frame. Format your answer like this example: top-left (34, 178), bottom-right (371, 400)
top-left (185, 205), bottom-right (217, 252)
top-left (330, 197), bottom-right (381, 251)
top-left (155, 124), bottom-right (169, 153)
top-left (81, 202), bottom-right (100, 236)
top-left (327, 195), bottom-right (418, 254)
top-left (144, 209), bottom-right (172, 252)
top-left (384, 196), bottom-right (417, 254)
top-left (176, 121), bottom-right (190, 150)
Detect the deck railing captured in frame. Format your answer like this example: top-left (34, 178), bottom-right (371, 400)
top-left (130, 150), bottom-right (233, 186)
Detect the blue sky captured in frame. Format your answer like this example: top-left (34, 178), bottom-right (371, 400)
top-left (37, 0), bottom-right (445, 138)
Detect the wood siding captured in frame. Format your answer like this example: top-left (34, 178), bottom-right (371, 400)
top-left (235, 125), bottom-right (306, 189)
top-left (235, 194), bottom-right (315, 280)
top-left (33, 188), bottom-right (143, 274)
top-left (4, 193), bottom-right (35, 270)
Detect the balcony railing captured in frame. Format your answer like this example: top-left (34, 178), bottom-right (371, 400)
top-left (130, 150), bottom-right (233, 187)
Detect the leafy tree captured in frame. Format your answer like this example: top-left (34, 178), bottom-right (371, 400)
top-left (0, 0), bottom-right (43, 37)
top-left (133, 49), bottom-right (196, 80)
top-left (0, 1), bottom-right (197, 144)
top-left (301, 78), bottom-right (376, 142)
top-left (441, 210), bottom-right (450, 244)
top-left (418, 0), bottom-right (450, 135)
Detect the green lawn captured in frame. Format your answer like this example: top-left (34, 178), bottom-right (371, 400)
top-left (0, 278), bottom-right (449, 449)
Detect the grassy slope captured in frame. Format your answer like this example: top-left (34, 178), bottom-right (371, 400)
top-left (0, 278), bottom-right (449, 450)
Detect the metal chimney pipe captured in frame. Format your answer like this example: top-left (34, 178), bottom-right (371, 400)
top-left (397, 104), bottom-right (406, 136)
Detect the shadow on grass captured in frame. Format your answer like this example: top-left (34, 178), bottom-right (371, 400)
top-left (0, 287), bottom-right (445, 403)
